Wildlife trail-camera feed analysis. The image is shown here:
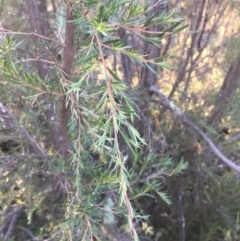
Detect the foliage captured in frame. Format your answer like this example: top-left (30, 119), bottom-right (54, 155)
top-left (0, 1), bottom-right (188, 241)
top-left (1, 0), bottom-right (240, 241)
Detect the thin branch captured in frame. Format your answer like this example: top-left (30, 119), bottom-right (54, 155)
top-left (22, 58), bottom-right (64, 70)
top-left (149, 85), bottom-right (240, 173)
top-left (0, 154), bottom-right (46, 159)
top-left (0, 28), bottom-right (64, 47)
top-left (177, 188), bottom-right (185, 241)
top-left (22, 58), bottom-right (56, 65)
top-left (3, 206), bottom-right (23, 241)
top-left (227, 133), bottom-right (240, 143)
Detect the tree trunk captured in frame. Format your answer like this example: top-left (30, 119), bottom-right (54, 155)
top-left (27, 0), bottom-right (62, 153)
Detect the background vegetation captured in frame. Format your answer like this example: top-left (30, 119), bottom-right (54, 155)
top-left (0, 0), bottom-right (240, 241)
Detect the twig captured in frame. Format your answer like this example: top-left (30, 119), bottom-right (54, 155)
top-left (227, 133), bottom-right (240, 143)
top-left (3, 207), bottom-right (23, 241)
top-left (149, 85), bottom-right (240, 173)
top-left (17, 226), bottom-right (40, 241)
top-left (22, 58), bottom-right (56, 65)
top-left (22, 59), bottom-right (64, 72)
top-left (0, 28), bottom-right (64, 47)
top-left (177, 188), bottom-right (185, 241)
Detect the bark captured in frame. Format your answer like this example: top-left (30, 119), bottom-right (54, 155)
top-left (140, 24), bottom-right (163, 88)
top-left (60, 1), bottom-right (75, 158)
top-left (140, 0), bottom-right (167, 87)
top-left (118, 28), bottom-right (132, 84)
top-left (0, 0), bottom-right (4, 15)
top-left (161, 34), bottom-right (172, 57)
top-left (27, 0), bottom-right (62, 152)
top-left (134, 1), bottom-right (168, 141)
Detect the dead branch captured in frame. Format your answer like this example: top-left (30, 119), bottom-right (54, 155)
top-left (149, 85), bottom-right (240, 173)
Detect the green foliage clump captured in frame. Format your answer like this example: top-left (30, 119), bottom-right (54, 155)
top-left (1, 1), bottom-right (240, 241)
top-left (0, 1), bottom-right (188, 240)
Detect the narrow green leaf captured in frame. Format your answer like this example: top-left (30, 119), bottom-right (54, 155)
top-left (173, 24), bottom-right (189, 33)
